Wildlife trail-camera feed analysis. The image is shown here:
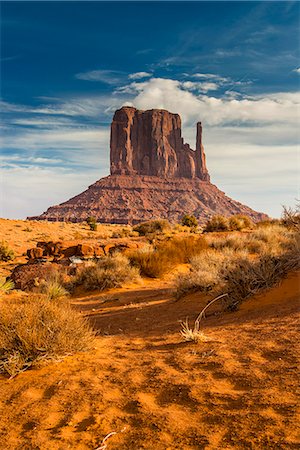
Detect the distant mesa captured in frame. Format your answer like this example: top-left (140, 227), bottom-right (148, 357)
top-left (29, 106), bottom-right (267, 224)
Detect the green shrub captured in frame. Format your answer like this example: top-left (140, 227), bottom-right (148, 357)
top-left (40, 280), bottom-right (69, 300)
top-left (86, 216), bottom-right (97, 231)
top-left (0, 296), bottom-right (94, 377)
top-left (0, 278), bottom-right (14, 294)
top-left (204, 215), bottom-right (229, 232)
top-left (0, 241), bottom-right (15, 262)
top-left (181, 214), bottom-right (198, 228)
top-left (89, 222), bottom-right (97, 231)
top-left (74, 254), bottom-right (140, 291)
top-left (133, 219), bottom-right (170, 236)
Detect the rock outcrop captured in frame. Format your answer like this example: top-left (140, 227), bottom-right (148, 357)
top-left (29, 107), bottom-right (267, 224)
top-left (110, 107), bottom-right (210, 180)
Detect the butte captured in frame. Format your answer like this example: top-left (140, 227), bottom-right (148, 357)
top-left (29, 106), bottom-right (267, 224)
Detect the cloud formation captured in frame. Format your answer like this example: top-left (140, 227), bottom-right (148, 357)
top-left (75, 69), bottom-right (125, 84)
top-left (1, 73), bottom-right (299, 218)
top-left (122, 77), bottom-right (299, 126)
top-left (128, 72), bottom-right (152, 80)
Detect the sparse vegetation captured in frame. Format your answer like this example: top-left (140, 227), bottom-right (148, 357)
top-left (282, 203), bottom-right (300, 231)
top-left (0, 278), bottom-right (14, 294)
top-left (129, 236), bottom-right (208, 278)
top-left (74, 254), bottom-right (140, 291)
top-left (176, 223), bottom-right (299, 310)
top-left (181, 214), bottom-right (198, 228)
top-left (40, 280), bottom-right (69, 300)
top-left (204, 215), bottom-right (229, 232)
top-left (180, 294), bottom-right (227, 342)
top-left (133, 219), bottom-right (170, 236)
top-left (0, 296), bottom-right (95, 377)
top-left (23, 227), bottom-right (33, 232)
top-left (0, 241), bottom-right (15, 262)
top-left (86, 216), bottom-right (97, 231)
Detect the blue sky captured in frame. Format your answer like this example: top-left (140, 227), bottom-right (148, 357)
top-left (1, 1), bottom-right (299, 218)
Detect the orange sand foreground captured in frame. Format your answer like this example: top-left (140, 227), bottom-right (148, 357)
top-left (0, 219), bottom-right (299, 449)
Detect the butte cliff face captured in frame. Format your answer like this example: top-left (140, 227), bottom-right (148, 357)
top-left (110, 107), bottom-right (210, 181)
top-left (30, 106), bottom-right (267, 224)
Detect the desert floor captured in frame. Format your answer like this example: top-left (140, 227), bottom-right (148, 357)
top-left (0, 219), bottom-right (299, 449)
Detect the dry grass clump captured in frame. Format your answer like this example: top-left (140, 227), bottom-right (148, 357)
top-left (133, 219), bottom-right (171, 236)
top-left (0, 278), bottom-right (14, 294)
top-left (40, 280), bottom-right (69, 300)
top-left (176, 250), bottom-right (234, 297)
top-left (282, 203), bottom-right (300, 231)
top-left (204, 215), bottom-right (229, 232)
top-left (204, 214), bottom-right (253, 233)
top-left (0, 296), bottom-right (95, 377)
top-left (129, 246), bottom-right (170, 278)
top-left (177, 226), bottom-right (299, 309)
top-left (224, 239), bottom-right (300, 310)
top-left (180, 294), bottom-right (227, 342)
top-left (157, 236), bottom-right (208, 263)
top-left (0, 241), bottom-right (15, 261)
top-left (74, 254), bottom-right (140, 291)
top-left (129, 236), bottom-right (208, 278)
top-left (180, 320), bottom-right (208, 343)
top-left (209, 224), bottom-right (292, 256)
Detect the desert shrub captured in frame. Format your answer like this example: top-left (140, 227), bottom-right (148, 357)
top-left (256, 218), bottom-right (281, 228)
top-left (86, 216), bottom-right (97, 231)
top-left (209, 233), bottom-right (246, 251)
top-left (204, 215), bottom-right (229, 232)
top-left (177, 229), bottom-right (299, 308)
top-left (157, 236), bottom-right (208, 263)
top-left (0, 241), bottom-right (15, 262)
top-left (129, 247), bottom-right (171, 278)
top-left (209, 224), bottom-right (292, 256)
top-left (281, 203), bottom-right (300, 231)
top-left (228, 215), bottom-right (252, 231)
top-left (89, 222), bottom-right (97, 231)
top-left (224, 240), bottom-right (300, 310)
top-left (40, 280), bottom-right (69, 300)
top-left (176, 250), bottom-right (231, 297)
top-left (0, 296), bottom-right (94, 377)
top-left (129, 236), bottom-right (208, 278)
top-left (228, 216), bottom-right (244, 231)
top-left (133, 219), bottom-right (170, 236)
top-left (0, 278), bottom-right (14, 294)
top-left (181, 214), bottom-right (198, 228)
top-left (74, 254), bottom-right (140, 291)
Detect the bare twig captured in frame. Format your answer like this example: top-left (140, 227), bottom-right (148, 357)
top-left (95, 427), bottom-right (127, 450)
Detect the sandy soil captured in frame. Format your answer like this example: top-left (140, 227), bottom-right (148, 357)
top-left (0, 219), bottom-right (299, 449)
top-left (0, 218), bottom-right (134, 278)
top-left (0, 269), bottom-right (299, 449)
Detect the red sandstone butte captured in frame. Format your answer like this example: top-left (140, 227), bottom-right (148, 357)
top-left (29, 106), bottom-right (267, 224)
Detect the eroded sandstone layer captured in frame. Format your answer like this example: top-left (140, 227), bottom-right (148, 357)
top-left (30, 107), bottom-right (267, 224)
top-left (110, 107), bottom-right (210, 180)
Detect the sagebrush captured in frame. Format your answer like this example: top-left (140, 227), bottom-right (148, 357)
top-left (0, 296), bottom-right (95, 377)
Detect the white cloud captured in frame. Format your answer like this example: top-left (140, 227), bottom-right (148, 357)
top-left (0, 165), bottom-right (104, 219)
top-left (128, 72), bottom-right (152, 80)
top-left (293, 67), bottom-right (300, 74)
top-left (1, 74), bottom-right (299, 218)
top-left (182, 81), bottom-right (219, 93)
top-left (192, 73), bottom-right (230, 82)
top-left (75, 69), bottom-right (125, 84)
top-left (127, 77), bottom-right (299, 126)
